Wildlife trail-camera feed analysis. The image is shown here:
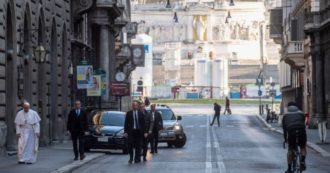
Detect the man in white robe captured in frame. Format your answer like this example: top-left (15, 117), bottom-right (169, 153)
top-left (15, 102), bottom-right (41, 164)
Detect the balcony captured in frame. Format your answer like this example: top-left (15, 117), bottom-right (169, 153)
top-left (304, 12), bottom-right (321, 33)
top-left (283, 41), bottom-right (304, 67)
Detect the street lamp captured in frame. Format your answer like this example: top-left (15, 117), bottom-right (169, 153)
top-left (229, 0), bottom-right (235, 6)
top-left (166, 0), bottom-right (171, 8)
top-left (227, 11), bottom-right (231, 18)
top-left (34, 45), bottom-right (47, 64)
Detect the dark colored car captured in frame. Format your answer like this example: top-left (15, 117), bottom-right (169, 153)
top-left (84, 111), bottom-right (128, 154)
top-left (147, 105), bottom-right (187, 148)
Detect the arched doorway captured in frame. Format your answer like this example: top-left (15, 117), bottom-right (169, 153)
top-left (37, 14), bottom-right (48, 145)
top-left (50, 19), bottom-right (58, 141)
top-left (5, 3), bottom-right (17, 150)
top-left (59, 26), bottom-right (68, 142)
top-left (22, 6), bottom-right (32, 103)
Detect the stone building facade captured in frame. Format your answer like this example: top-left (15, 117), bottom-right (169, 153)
top-left (0, 0), bottom-right (71, 152)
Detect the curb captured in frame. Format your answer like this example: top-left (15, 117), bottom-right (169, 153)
top-left (50, 153), bottom-right (105, 173)
top-left (256, 114), bottom-right (330, 157)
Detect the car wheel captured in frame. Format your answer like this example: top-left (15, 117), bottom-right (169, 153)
top-left (167, 142), bottom-right (173, 148)
top-left (174, 134), bottom-right (187, 148)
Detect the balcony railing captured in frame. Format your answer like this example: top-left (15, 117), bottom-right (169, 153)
top-left (287, 41), bottom-right (304, 54)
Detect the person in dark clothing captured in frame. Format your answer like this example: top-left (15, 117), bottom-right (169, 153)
top-left (124, 101), bottom-right (148, 164)
top-left (210, 103), bottom-right (221, 127)
top-left (149, 104), bottom-right (163, 154)
top-left (67, 100), bottom-right (88, 161)
top-left (139, 102), bottom-right (150, 162)
top-left (223, 97), bottom-right (231, 115)
top-left (144, 97), bottom-right (151, 107)
top-left (282, 102), bottom-right (307, 173)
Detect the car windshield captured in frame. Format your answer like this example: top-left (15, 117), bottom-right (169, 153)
top-left (100, 112), bottom-right (125, 126)
top-left (157, 109), bottom-right (175, 120)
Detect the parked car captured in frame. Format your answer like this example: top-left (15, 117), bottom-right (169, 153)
top-left (147, 105), bottom-right (187, 148)
top-left (84, 110), bottom-right (128, 154)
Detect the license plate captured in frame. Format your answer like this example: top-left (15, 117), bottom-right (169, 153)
top-left (97, 137), bottom-right (108, 142)
top-left (160, 132), bottom-right (167, 137)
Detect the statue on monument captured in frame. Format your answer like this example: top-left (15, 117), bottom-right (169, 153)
top-left (193, 16), bottom-right (207, 41)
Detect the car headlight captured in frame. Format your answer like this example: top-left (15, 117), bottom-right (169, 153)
top-left (116, 129), bottom-right (125, 138)
top-left (174, 125), bottom-right (181, 131)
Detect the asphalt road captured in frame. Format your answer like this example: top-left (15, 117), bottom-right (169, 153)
top-left (73, 105), bottom-right (330, 173)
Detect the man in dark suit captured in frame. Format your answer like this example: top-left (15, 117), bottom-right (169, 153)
top-left (67, 100), bottom-right (88, 161)
top-left (124, 101), bottom-right (148, 164)
top-left (149, 104), bottom-right (163, 154)
top-left (139, 102), bottom-right (150, 162)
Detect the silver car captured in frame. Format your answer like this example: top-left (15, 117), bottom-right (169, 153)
top-left (147, 105), bottom-right (187, 148)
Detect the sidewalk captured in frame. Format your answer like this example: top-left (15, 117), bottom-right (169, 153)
top-left (257, 114), bottom-right (330, 157)
top-left (0, 141), bottom-right (104, 173)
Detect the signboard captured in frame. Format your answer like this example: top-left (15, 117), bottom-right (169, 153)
top-left (131, 44), bottom-right (145, 67)
top-left (110, 82), bottom-right (130, 96)
top-left (87, 75), bottom-right (101, 96)
top-left (144, 44), bottom-right (149, 53)
top-left (77, 65), bottom-right (93, 89)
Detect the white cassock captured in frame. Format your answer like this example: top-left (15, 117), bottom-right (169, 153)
top-left (15, 109), bottom-right (41, 163)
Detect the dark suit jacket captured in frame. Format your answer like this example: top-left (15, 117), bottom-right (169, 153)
top-left (67, 108), bottom-right (88, 133)
top-left (149, 111), bottom-right (163, 131)
top-left (124, 110), bottom-right (147, 134)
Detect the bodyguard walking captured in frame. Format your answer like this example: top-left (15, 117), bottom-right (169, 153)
top-left (124, 101), bottom-right (148, 164)
top-left (149, 104), bottom-right (163, 154)
top-left (139, 102), bottom-right (150, 162)
top-left (210, 103), bottom-right (221, 127)
top-left (67, 100), bottom-right (88, 161)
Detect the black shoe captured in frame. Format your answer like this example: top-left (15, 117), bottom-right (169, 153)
top-left (155, 150), bottom-right (158, 154)
top-left (74, 157), bottom-right (78, 161)
top-left (150, 150), bottom-right (154, 154)
top-left (18, 161), bottom-right (25, 164)
top-left (80, 155), bottom-right (85, 160)
top-left (300, 161), bottom-right (306, 171)
top-left (143, 157), bottom-right (147, 162)
top-left (210, 124), bottom-right (213, 126)
top-left (135, 159), bottom-right (141, 163)
top-left (128, 159), bottom-right (133, 164)
top-left (26, 162), bottom-right (32, 165)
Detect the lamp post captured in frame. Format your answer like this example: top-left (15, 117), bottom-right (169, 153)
top-left (34, 45), bottom-right (47, 63)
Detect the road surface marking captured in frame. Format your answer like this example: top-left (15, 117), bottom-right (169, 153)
top-left (211, 123), bottom-right (227, 173)
top-left (205, 115), bottom-right (212, 173)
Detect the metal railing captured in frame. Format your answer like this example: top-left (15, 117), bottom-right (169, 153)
top-left (287, 41), bottom-right (304, 54)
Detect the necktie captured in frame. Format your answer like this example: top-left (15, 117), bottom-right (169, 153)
top-left (76, 109), bottom-right (80, 117)
top-left (135, 111), bottom-right (139, 129)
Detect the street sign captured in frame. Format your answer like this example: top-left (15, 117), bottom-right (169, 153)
top-left (258, 90), bottom-right (262, 96)
top-left (110, 82), bottom-right (130, 96)
top-left (269, 89), bottom-right (276, 97)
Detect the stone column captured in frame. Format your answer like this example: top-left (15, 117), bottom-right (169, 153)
top-left (99, 25), bottom-right (110, 101)
top-left (207, 15), bottom-right (213, 41)
top-left (187, 15), bottom-right (194, 42)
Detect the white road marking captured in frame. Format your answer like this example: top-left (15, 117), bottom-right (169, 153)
top-left (205, 115), bottom-right (212, 173)
top-left (211, 123), bottom-right (227, 173)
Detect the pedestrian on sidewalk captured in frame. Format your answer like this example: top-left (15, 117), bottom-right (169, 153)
top-left (15, 101), bottom-right (41, 164)
top-left (282, 102), bottom-right (307, 173)
top-left (223, 97), bottom-right (231, 115)
top-left (149, 104), bottom-right (163, 154)
top-left (210, 103), bottom-right (221, 127)
top-left (124, 101), bottom-right (148, 164)
top-left (139, 102), bottom-right (150, 162)
top-left (67, 100), bottom-right (88, 161)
